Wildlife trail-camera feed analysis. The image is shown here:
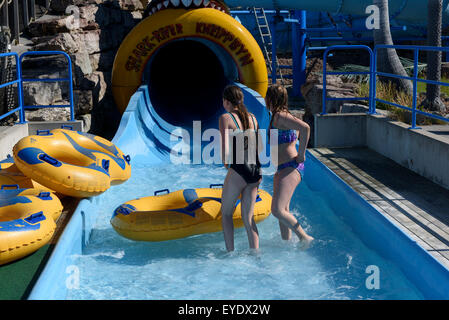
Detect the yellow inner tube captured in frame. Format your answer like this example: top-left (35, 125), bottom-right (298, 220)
top-left (1, 157), bottom-right (55, 193)
top-left (13, 129), bottom-right (131, 198)
top-left (0, 188), bottom-right (62, 265)
top-left (111, 187), bottom-right (272, 241)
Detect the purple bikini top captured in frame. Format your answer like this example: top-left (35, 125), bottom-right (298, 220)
top-left (277, 129), bottom-right (298, 144)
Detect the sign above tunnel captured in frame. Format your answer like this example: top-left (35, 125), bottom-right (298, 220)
top-left (125, 21), bottom-right (255, 73)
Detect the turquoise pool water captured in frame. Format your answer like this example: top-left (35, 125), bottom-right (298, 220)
top-left (66, 163), bottom-right (424, 300)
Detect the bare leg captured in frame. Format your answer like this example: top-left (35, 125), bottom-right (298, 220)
top-left (240, 180), bottom-right (261, 250)
top-left (221, 169), bottom-right (246, 252)
top-left (272, 167), bottom-right (314, 250)
top-left (275, 170), bottom-right (294, 241)
top-left (279, 197), bottom-right (292, 241)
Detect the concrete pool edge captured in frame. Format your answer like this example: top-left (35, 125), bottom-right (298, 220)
top-left (307, 153), bottom-right (449, 299)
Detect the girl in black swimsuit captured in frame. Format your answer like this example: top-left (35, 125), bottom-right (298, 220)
top-left (219, 85), bottom-right (262, 252)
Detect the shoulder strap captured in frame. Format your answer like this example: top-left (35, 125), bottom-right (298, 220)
top-left (250, 114), bottom-right (258, 131)
top-left (227, 112), bottom-right (240, 130)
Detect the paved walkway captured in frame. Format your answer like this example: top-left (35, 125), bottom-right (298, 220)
top-left (310, 147), bottom-right (449, 270)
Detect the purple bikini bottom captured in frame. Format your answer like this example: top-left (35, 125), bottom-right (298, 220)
top-left (277, 160), bottom-right (305, 179)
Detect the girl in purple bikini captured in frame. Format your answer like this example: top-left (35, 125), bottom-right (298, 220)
top-left (266, 84), bottom-right (314, 249)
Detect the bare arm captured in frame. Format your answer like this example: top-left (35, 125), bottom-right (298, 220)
top-left (276, 112), bottom-right (310, 163)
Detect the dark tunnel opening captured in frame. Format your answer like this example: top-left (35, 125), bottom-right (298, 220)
top-left (146, 40), bottom-right (229, 127)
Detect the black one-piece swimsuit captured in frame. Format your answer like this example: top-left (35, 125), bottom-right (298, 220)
top-left (227, 112), bottom-right (262, 184)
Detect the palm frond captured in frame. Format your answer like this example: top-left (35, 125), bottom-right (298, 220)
top-left (329, 57), bottom-right (427, 83)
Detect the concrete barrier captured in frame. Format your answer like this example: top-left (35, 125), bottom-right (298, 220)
top-left (314, 113), bottom-right (367, 148)
top-left (314, 113), bottom-right (449, 190)
top-left (367, 115), bottom-right (449, 190)
top-left (27, 121), bottom-right (83, 135)
top-left (0, 124), bottom-right (28, 159)
top-left (0, 120), bottom-right (83, 160)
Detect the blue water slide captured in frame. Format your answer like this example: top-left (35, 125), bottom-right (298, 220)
top-left (229, 0), bottom-right (449, 48)
top-left (114, 84), bottom-right (270, 165)
top-left (227, 0), bottom-right (449, 25)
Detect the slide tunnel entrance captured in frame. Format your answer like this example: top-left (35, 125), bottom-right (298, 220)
top-left (111, 8), bottom-right (268, 127)
top-left (146, 40), bottom-right (228, 126)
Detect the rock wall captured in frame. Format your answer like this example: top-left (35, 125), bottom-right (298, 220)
top-left (26, 0), bottom-right (146, 139)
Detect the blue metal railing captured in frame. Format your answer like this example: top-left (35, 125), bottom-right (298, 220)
top-left (322, 45), bottom-right (449, 129)
top-left (374, 45), bottom-right (449, 129)
top-left (322, 45), bottom-right (375, 115)
top-left (0, 50), bottom-right (74, 123)
top-left (20, 51), bottom-right (75, 121)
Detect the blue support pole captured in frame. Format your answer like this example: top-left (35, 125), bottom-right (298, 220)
top-left (292, 10), bottom-right (307, 97)
top-left (16, 54), bottom-right (25, 124)
top-left (445, 39), bottom-right (449, 62)
top-left (370, 48), bottom-right (378, 115)
top-left (410, 49), bottom-right (420, 130)
top-left (271, 19), bottom-right (277, 84)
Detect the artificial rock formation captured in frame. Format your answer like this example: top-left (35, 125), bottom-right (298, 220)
top-left (25, 0), bottom-right (146, 138)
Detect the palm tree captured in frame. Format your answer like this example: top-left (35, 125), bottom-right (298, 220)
top-left (373, 0), bottom-right (412, 95)
top-left (422, 0), bottom-right (445, 112)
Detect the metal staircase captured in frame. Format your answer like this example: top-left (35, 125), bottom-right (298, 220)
top-left (252, 7), bottom-right (285, 84)
top-left (0, 26), bottom-right (16, 123)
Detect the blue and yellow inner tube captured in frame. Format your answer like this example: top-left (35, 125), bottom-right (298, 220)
top-left (1, 155), bottom-right (54, 193)
top-left (0, 186), bottom-right (63, 265)
top-left (111, 186), bottom-right (272, 241)
top-left (0, 155), bottom-right (15, 171)
top-left (13, 129), bottom-right (131, 198)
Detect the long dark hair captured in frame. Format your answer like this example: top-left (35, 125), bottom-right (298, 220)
top-left (266, 84), bottom-right (290, 129)
top-left (223, 85), bottom-right (250, 130)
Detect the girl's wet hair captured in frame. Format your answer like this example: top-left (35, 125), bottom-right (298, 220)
top-left (223, 85), bottom-right (250, 130)
top-left (266, 84), bottom-right (290, 129)
top-left (266, 84), bottom-right (289, 114)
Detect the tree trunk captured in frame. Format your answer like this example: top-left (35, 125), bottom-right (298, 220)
top-left (373, 0), bottom-right (413, 95)
top-left (423, 0), bottom-right (445, 112)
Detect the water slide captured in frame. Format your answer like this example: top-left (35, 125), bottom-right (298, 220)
top-left (226, 0), bottom-right (449, 25)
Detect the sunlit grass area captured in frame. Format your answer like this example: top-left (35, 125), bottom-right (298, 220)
top-left (416, 77), bottom-right (449, 95)
top-left (358, 80), bottom-right (447, 125)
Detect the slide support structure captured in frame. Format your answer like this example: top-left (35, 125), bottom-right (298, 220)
top-left (292, 9), bottom-right (307, 97)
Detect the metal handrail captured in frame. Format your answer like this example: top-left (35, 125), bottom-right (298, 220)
top-left (321, 45), bottom-right (449, 129)
top-left (0, 50), bottom-right (74, 123)
top-left (19, 50), bottom-right (75, 121)
top-left (373, 45), bottom-right (449, 129)
top-left (322, 45), bottom-right (375, 115)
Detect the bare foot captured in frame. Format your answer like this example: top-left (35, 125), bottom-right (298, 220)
top-left (299, 235), bottom-right (314, 250)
